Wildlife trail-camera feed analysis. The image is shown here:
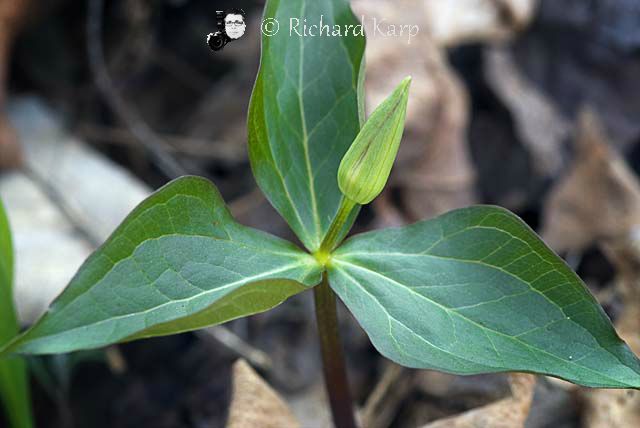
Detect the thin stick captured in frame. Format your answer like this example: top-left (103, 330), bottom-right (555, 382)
top-left (197, 326), bottom-right (273, 372)
top-left (77, 123), bottom-right (245, 162)
top-left (86, 0), bottom-right (187, 179)
top-left (314, 272), bottom-right (358, 428)
top-left (360, 363), bottom-right (412, 428)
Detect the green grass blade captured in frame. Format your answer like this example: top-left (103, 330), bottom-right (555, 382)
top-left (0, 198), bottom-right (34, 427)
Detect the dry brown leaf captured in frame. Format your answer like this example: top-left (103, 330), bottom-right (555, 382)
top-left (370, 189), bottom-right (407, 230)
top-left (581, 261), bottom-right (640, 428)
top-left (0, 0), bottom-right (32, 30)
top-left (0, 0), bottom-right (32, 170)
top-left (354, 0), bottom-right (539, 222)
top-left (226, 359), bottom-right (300, 428)
top-left (541, 108), bottom-right (640, 254)
top-left (353, 0), bottom-right (477, 221)
top-left (420, 374), bottom-right (536, 428)
top-left (0, 117), bottom-right (22, 169)
top-left (424, 0), bottom-right (538, 47)
top-left (396, 49), bottom-right (476, 221)
top-left (541, 109), bottom-right (640, 428)
top-left (583, 388), bottom-right (640, 428)
top-left (582, 299), bottom-right (640, 428)
top-left (581, 219), bottom-right (640, 428)
top-left (484, 47), bottom-right (570, 177)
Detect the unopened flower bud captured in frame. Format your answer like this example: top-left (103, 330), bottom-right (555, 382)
top-left (338, 76), bottom-right (411, 205)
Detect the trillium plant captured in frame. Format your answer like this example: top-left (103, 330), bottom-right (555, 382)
top-left (2, 0), bottom-right (640, 427)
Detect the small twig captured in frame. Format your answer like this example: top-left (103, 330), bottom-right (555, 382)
top-left (228, 187), bottom-right (266, 219)
top-left (86, 0), bottom-right (187, 179)
top-left (77, 123), bottom-right (245, 163)
top-left (197, 326), bottom-right (273, 372)
top-left (186, 71), bottom-right (254, 138)
top-left (24, 168), bottom-right (103, 247)
top-left (153, 47), bottom-right (212, 92)
top-left (105, 346), bottom-right (127, 375)
top-left (360, 363), bottom-right (414, 428)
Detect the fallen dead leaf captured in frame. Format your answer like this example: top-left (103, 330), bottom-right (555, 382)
top-left (484, 46), bottom-right (570, 177)
top-left (226, 359), bottom-right (300, 428)
top-left (360, 363), bottom-right (415, 428)
top-left (420, 374), bottom-right (536, 428)
top-left (353, 0), bottom-right (478, 221)
top-left (424, 0), bottom-right (538, 47)
top-left (0, 0), bottom-right (32, 170)
top-left (542, 108), bottom-right (640, 254)
top-left (541, 108), bottom-right (640, 428)
top-left (0, 117), bottom-right (22, 169)
top-left (581, 247), bottom-right (640, 428)
top-left (582, 302), bottom-right (640, 428)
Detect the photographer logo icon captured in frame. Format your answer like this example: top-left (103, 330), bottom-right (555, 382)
top-left (207, 8), bottom-right (247, 52)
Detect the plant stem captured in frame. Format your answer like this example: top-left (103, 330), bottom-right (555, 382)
top-left (314, 273), bottom-right (358, 428)
top-left (318, 197), bottom-right (357, 255)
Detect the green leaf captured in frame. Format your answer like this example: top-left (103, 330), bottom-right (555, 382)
top-left (248, 0), bottom-right (366, 251)
top-left (126, 279), bottom-right (306, 341)
top-left (1, 177), bottom-right (322, 356)
top-left (329, 205), bottom-right (640, 388)
top-left (0, 199), bottom-right (34, 428)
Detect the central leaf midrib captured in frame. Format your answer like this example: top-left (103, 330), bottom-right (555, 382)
top-left (297, 0), bottom-right (322, 248)
top-left (129, 279), bottom-right (308, 341)
top-left (12, 260), bottom-right (310, 351)
top-left (334, 266), bottom-right (503, 372)
top-left (337, 250), bottom-right (623, 359)
top-left (260, 46), bottom-right (314, 249)
top-left (334, 220), bottom-right (588, 320)
top-left (334, 248), bottom-right (584, 327)
top-left (54, 232), bottom-right (313, 320)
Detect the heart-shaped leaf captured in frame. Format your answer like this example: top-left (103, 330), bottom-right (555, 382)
top-left (1, 177), bottom-right (321, 356)
top-left (329, 206), bottom-right (640, 388)
top-left (0, 199), bottom-right (33, 428)
top-left (248, 0), bottom-right (366, 251)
